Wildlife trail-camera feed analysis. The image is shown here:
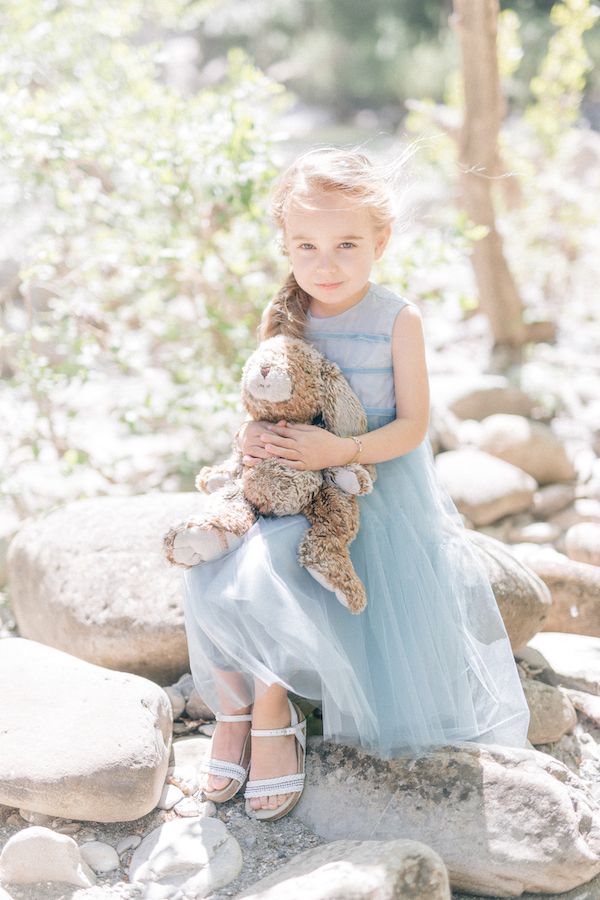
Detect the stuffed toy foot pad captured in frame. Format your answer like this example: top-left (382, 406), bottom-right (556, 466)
top-left (164, 522), bottom-right (243, 568)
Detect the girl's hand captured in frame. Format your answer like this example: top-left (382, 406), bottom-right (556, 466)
top-left (239, 420), bottom-right (286, 465)
top-left (260, 422), bottom-right (356, 471)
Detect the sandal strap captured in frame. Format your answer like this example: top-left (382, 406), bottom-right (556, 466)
top-left (250, 699), bottom-right (307, 751)
top-left (200, 758), bottom-right (248, 783)
top-left (244, 773), bottom-right (305, 797)
top-left (215, 712), bottom-right (253, 722)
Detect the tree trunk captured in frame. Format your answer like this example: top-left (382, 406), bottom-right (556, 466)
top-left (453, 0), bottom-right (526, 348)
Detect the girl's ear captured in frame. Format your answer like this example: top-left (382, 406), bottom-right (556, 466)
top-left (320, 359), bottom-right (368, 436)
top-left (374, 224), bottom-right (392, 260)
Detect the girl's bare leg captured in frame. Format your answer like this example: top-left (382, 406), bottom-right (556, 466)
top-left (206, 669), bottom-right (252, 792)
top-left (248, 680), bottom-right (299, 811)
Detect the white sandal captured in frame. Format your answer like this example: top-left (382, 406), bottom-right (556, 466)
top-left (201, 711), bottom-right (252, 803)
top-left (244, 698), bottom-right (306, 821)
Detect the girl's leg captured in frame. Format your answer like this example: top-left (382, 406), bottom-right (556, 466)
top-left (206, 669), bottom-right (252, 792)
top-left (248, 680), bottom-right (299, 811)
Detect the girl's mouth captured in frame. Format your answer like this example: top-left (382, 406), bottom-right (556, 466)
top-left (316, 282), bottom-right (343, 290)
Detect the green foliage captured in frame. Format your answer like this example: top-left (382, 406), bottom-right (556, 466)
top-left (526, 0), bottom-right (600, 151)
top-left (0, 0), bottom-right (290, 513)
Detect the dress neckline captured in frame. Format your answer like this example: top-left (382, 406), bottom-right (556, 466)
top-left (306, 282), bottom-right (374, 321)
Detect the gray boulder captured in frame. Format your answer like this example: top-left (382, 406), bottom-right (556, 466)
top-left (435, 449), bottom-right (537, 526)
top-left (239, 839), bottom-right (450, 900)
top-left (128, 817), bottom-right (242, 897)
top-left (6, 493), bottom-right (203, 683)
top-left (291, 737), bottom-right (600, 896)
top-left (0, 638), bottom-right (171, 821)
top-left (477, 414), bottom-right (576, 485)
top-left (509, 546), bottom-right (600, 637)
top-left (0, 826), bottom-right (96, 887)
top-left (465, 530), bottom-right (552, 651)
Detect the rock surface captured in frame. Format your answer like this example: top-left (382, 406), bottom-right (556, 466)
top-left (0, 638), bottom-right (172, 821)
top-left (0, 826), bottom-right (96, 887)
top-left (477, 414), bottom-right (576, 484)
top-left (509, 546), bottom-right (600, 637)
top-left (527, 632), bottom-right (600, 696)
top-left (239, 838), bottom-right (451, 899)
top-left (519, 676), bottom-right (578, 744)
top-left (564, 522), bottom-right (600, 566)
top-left (291, 737), bottom-right (600, 896)
top-left (435, 449), bottom-right (537, 526)
top-left (6, 493), bottom-right (203, 683)
top-left (429, 375), bottom-right (534, 421)
top-left (465, 530), bottom-right (552, 650)
top-left (128, 816), bottom-right (242, 897)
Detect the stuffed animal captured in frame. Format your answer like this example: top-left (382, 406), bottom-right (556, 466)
top-left (163, 335), bottom-right (376, 613)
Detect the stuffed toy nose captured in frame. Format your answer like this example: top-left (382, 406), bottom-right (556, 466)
top-left (260, 364), bottom-right (271, 378)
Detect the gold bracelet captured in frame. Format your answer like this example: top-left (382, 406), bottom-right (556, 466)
top-left (346, 435), bottom-right (363, 464)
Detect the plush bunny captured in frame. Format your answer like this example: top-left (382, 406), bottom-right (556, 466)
top-left (163, 335), bottom-right (376, 613)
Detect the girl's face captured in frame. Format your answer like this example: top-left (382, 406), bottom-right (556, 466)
top-left (283, 190), bottom-right (391, 316)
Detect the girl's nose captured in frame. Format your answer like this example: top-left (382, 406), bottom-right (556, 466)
top-left (316, 256), bottom-right (337, 273)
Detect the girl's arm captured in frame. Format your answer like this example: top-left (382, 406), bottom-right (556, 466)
top-left (259, 305), bottom-right (430, 469)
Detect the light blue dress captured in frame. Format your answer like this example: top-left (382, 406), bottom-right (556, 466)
top-left (182, 282), bottom-right (531, 758)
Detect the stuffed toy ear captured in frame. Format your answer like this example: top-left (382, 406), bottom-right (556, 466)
top-left (320, 359), bottom-right (368, 436)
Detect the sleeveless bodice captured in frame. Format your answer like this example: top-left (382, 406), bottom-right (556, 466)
top-left (304, 282), bottom-right (412, 431)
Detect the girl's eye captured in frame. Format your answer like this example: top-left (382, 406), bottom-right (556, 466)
top-left (299, 243), bottom-right (314, 250)
top-left (339, 242), bottom-right (356, 249)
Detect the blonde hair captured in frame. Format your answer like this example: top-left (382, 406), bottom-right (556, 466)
top-left (261, 146), bottom-right (406, 340)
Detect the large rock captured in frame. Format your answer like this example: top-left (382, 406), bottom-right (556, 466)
top-left (519, 676), bottom-right (578, 744)
top-left (465, 530), bottom-right (552, 651)
top-left (429, 375), bottom-right (534, 421)
top-left (525, 632), bottom-right (600, 696)
top-left (0, 826), bottom-right (96, 887)
top-left (239, 839), bottom-right (451, 900)
top-left (128, 817), bottom-right (242, 897)
top-left (292, 738), bottom-right (600, 897)
top-left (435, 449), bottom-right (537, 526)
top-left (6, 493), bottom-right (203, 682)
top-left (0, 638), bottom-right (172, 821)
top-left (477, 414), bottom-right (576, 485)
top-left (509, 546), bottom-right (600, 637)
top-left (564, 522), bottom-right (600, 566)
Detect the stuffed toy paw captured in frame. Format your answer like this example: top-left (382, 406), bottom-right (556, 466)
top-left (163, 334), bottom-right (376, 613)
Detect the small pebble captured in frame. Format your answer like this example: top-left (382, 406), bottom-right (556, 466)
top-left (55, 822), bottom-right (82, 835)
top-left (164, 685), bottom-right (186, 719)
top-left (18, 809), bottom-right (54, 826)
top-left (157, 783), bottom-right (185, 810)
top-left (116, 834), bottom-right (143, 855)
top-left (79, 840), bottom-right (121, 873)
top-left (198, 722), bottom-right (216, 737)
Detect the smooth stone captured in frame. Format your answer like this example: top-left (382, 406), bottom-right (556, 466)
top-left (79, 840), bottom-right (120, 873)
top-left (6, 493), bottom-right (203, 683)
top-left (157, 784), bottom-right (184, 810)
top-left (291, 737), bottom-right (600, 896)
top-left (429, 375), bottom-right (534, 421)
top-left (166, 764), bottom-right (199, 796)
top-left (169, 735), bottom-right (211, 771)
top-left (429, 405), bottom-right (463, 453)
top-left (0, 638), bottom-right (171, 821)
top-left (533, 483), bottom-right (576, 518)
top-left (116, 835), bottom-right (142, 855)
top-left (164, 686), bottom-right (186, 719)
top-left (185, 688), bottom-right (213, 720)
top-left (527, 633), bottom-right (600, 696)
top-left (507, 521), bottom-right (561, 544)
top-left (509, 546), bottom-right (600, 637)
top-left (17, 810), bottom-right (54, 826)
top-left (128, 816), bottom-right (242, 897)
top-left (565, 522), bottom-right (600, 566)
top-left (477, 414), bottom-right (576, 485)
top-left (520, 677), bottom-right (578, 744)
top-left (239, 839), bottom-right (451, 899)
top-left (549, 499), bottom-right (600, 532)
top-left (435, 449), bottom-right (537, 526)
top-left (0, 826), bottom-right (96, 887)
top-left (561, 688), bottom-right (600, 727)
top-left (465, 530), bottom-right (552, 650)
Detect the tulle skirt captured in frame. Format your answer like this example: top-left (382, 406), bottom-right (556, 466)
top-left (181, 437), bottom-right (530, 759)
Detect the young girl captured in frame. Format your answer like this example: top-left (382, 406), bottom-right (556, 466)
top-left (181, 147), bottom-right (530, 822)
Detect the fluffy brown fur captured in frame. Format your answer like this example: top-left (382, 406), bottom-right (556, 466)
top-left (163, 335), bottom-right (376, 613)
